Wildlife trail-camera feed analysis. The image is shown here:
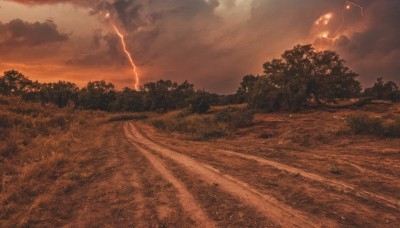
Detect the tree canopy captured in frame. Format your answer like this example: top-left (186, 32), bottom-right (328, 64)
top-left (239, 44), bottom-right (362, 111)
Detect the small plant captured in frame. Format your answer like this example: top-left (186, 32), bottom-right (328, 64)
top-left (383, 118), bottom-right (400, 138)
top-left (216, 108), bottom-right (255, 128)
top-left (346, 114), bottom-right (384, 135)
top-left (347, 115), bottom-right (400, 138)
top-left (330, 165), bottom-right (341, 174)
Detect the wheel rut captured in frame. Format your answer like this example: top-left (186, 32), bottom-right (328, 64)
top-left (124, 122), bottom-right (336, 228)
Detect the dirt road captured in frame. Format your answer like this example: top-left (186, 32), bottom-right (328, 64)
top-left (9, 117), bottom-right (396, 227)
top-left (111, 121), bottom-right (399, 227)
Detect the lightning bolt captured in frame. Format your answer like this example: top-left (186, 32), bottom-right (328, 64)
top-left (334, 0), bottom-right (365, 37)
top-left (113, 25), bottom-right (140, 90)
top-left (345, 0), bottom-right (364, 17)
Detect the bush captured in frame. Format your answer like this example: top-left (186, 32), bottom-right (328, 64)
top-left (149, 111), bottom-right (228, 140)
top-left (346, 115), bottom-right (384, 135)
top-left (216, 108), bottom-right (254, 128)
top-left (384, 118), bottom-right (400, 138)
top-left (188, 91), bottom-right (210, 114)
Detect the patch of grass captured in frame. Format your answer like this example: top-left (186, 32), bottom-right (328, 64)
top-left (215, 108), bottom-right (255, 128)
top-left (346, 114), bottom-right (384, 135)
top-left (149, 108), bottom-right (254, 140)
top-left (383, 118), bottom-right (400, 138)
top-left (346, 114), bottom-right (400, 138)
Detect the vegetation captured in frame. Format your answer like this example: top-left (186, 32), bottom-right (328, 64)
top-left (149, 107), bottom-right (254, 140)
top-left (237, 45), bottom-right (362, 112)
top-left (363, 78), bottom-right (400, 102)
top-left (2, 44), bottom-right (399, 115)
top-left (346, 114), bottom-right (400, 138)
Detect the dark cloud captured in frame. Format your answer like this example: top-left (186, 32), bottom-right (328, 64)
top-left (5, 0), bottom-right (400, 92)
top-left (329, 0), bottom-right (400, 86)
top-left (0, 19), bottom-right (68, 47)
top-left (66, 31), bottom-right (127, 67)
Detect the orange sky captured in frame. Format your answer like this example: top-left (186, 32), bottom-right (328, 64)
top-left (0, 0), bottom-right (399, 93)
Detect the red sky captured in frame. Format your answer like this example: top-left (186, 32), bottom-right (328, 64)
top-left (0, 0), bottom-right (399, 93)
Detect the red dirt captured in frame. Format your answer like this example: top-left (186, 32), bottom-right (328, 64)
top-left (2, 104), bottom-right (400, 227)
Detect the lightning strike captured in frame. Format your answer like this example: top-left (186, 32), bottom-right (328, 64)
top-left (345, 0), bottom-right (364, 17)
top-left (113, 25), bottom-right (140, 90)
top-left (331, 0), bottom-right (365, 38)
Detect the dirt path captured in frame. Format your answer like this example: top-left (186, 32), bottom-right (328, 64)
top-left (214, 149), bottom-right (400, 210)
top-left (124, 122), bottom-right (336, 227)
top-left (123, 126), bottom-right (215, 227)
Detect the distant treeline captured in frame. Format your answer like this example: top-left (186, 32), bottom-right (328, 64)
top-left (0, 70), bottom-right (237, 113)
top-left (1, 45), bottom-right (399, 113)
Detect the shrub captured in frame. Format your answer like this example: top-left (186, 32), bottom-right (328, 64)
top-left (384, 118), bottom-right (400, 138)
top-left (346, 115), bottom-right (384, 135)
top-left (149, 111), bottom-right (228, 140)
top-left (216, 108), bottom-right (255, 128)
top-left (188, 91), bottom-right (210, 114)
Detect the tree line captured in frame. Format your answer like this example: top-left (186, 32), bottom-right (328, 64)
top-left (0, 70), bottom-right (236, 113)
top-left (1, 44), bottom-right (399, 113)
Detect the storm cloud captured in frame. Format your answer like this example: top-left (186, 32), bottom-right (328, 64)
top-left (0, 18), bottom-right (68, 47)
top-left (2, 0), bottom-right (400, 92)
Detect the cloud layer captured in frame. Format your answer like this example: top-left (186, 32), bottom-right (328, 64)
top-left (2, 0), bottom-right (400, 92)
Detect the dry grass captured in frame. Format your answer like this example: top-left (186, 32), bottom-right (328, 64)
top-left (149, 107), bottom-right (254, 140)
top-left (0, 96), bottom-right (111, 226)
top-left (346, 114), bottom-right (400, 137)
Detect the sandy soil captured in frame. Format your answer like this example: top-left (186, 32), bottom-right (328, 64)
top-left (120, 118), bottom-right (399, 227)
top-left (2, 104), bottom-right (399, 227)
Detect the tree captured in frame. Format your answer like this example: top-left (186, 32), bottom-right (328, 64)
top-left (78, 81), bottom-right (116, 111)
top-left (143, 80), bottom-right (178, 111)
top-left (0, 70), bottom-right (35, 96)
top-left (39, 81), bottom-right (79, 107)
top-left (242, 44), bottom-right (362, 111)
top-left (364, 78), bottom-right (400, 102)
top-left (236, 75), bottom-right (259, 103)
top-left (112, 87), bottom-right (145, 112)
top-left (172, 80), bottom-right (195, 108)
top-left (187, 91), bottom-right (211, 114)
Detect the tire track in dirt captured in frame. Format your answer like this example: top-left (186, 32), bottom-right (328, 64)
top-left (123, 125), bottom-right (215, 228)
top-left (113, 127), bottom-right (147, 227)
top-left (135, 123), bottom-right (400, 211)
top-left (214, 148), bottom-right (400, 210)
top-left (125, 123), bottom-right (336, 228)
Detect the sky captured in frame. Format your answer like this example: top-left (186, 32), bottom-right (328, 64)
top-left (0, 0), bottom-right (399, 93)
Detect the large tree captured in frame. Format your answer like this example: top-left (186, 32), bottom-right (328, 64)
top-left (244, 44), bottom-right (362, 111)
